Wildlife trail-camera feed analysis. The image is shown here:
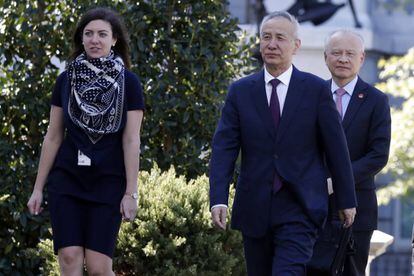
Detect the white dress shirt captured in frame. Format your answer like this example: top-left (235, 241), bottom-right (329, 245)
top-left (264, 65), bottom-right (292, 112)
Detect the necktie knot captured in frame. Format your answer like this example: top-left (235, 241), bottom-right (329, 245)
top-left (270, 78), bottom-right (280, 88)
top-left (336, 88), bottom-right (347, 97)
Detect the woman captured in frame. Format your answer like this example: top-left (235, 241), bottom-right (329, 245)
top-left (27, 7), bottom-right (144, 275)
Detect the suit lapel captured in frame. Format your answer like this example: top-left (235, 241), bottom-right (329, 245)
top-left (276, 67), bottom-right (305, 143)
top-left (250, 70), bottom-right (276, 139)
top-left (342, 78), bottom-right (368, 130)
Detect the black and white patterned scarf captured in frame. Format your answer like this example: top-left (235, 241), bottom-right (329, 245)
top-left (67, 51), bottom-right (125, 144)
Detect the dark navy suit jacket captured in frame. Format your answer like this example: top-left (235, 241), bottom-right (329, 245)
top-left (210, 67), bottom-right (357, 237)
top-left (329, 77), bottom-right (391, 231)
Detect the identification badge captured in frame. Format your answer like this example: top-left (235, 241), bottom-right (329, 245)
top-left (77, 150), bottom-right (91, 166)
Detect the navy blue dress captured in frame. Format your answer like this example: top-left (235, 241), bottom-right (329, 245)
top-left (47, 69), bottom-right (144, 257)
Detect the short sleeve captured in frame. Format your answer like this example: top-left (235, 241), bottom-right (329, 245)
top-left (51, 72), bottom-right (67, 107)
top-left (124, 70), bottom-right (145, 111)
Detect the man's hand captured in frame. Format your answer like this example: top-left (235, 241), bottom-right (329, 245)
top-left (211, 206), bottom-right (227, 230)
top-left (339, 207), bottom-right (356, 228)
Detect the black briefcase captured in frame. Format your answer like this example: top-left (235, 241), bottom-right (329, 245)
top-left (307, 219), bottom-right (354, 276)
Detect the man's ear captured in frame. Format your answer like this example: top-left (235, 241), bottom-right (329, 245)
top-left (360, 51), bottom-right (366, 65)
top-left (293, 38), bottom-right (301, 55)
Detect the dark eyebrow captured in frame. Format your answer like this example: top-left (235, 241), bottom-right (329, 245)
top-left (83, 29), bottom-right (109, 33)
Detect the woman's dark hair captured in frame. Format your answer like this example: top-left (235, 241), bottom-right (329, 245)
top-left (70, 7), bottom-right (131, 68)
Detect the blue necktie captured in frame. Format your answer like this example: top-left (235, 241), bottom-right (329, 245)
top-left (269, 79), bottom-right (283, 193)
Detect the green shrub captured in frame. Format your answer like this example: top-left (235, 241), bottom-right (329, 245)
top-left (37, 239), bottom-right (59, 276)
top-left (127, 0), bottom-right (255, 178)
top-left (0, 193), bottom-right (51, 275)
top-left (0, 1), bottom-right (64, 274)
top-left (38, 166), bottom-right (245, 276)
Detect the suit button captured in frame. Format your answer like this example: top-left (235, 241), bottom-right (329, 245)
top-left (274, 154), bottom-right (278, 159)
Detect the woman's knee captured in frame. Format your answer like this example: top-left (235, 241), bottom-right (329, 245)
top-left (85, 249), bottom-right (113, 276)
top-left (58, 246), bottom-right (84, 268)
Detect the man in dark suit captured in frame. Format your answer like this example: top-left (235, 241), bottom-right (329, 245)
top-left (324, 29), bottom-right (391, 276)
top-left (209, 11), bottom-right (357, 275)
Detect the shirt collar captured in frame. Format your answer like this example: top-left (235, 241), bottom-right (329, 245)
top-left (264, 65), bottom-right (293, 87)
top-left (331, 76), bottom-right (358, 96)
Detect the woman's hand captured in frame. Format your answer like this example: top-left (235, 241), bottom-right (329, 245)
top-left (27, 189), bottom-right (44, 215)
top-left (120, 194), bottom-right (138, 222)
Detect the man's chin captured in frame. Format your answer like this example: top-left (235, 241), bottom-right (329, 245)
top-left (334, 72), bottom-right (351, 79)
top-left (264, 60), bottom-right (281, 68)
top-left (334, 68), bottom-right (351, 74)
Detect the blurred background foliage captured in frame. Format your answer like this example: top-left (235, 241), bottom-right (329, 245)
top-left (0, 0), bottom-right (256, 274)
top-left (376, 48), bottom-right (414, 205)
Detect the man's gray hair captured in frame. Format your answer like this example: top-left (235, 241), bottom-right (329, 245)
top-left (259, 11), bottom-right (300, 38)
top-left (324, 29), bottom-right (365, 51)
